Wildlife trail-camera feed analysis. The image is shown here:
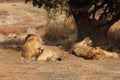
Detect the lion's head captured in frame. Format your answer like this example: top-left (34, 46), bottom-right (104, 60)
top-left (72, 37), bottom-right (92, 50)
top-left (21, 34), bottom-right (44, 62)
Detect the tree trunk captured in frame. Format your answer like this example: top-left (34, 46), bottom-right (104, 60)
top-left (74, 12), bottom-right (110, 47)
top-left (69, 0), bottom-right (113, 49)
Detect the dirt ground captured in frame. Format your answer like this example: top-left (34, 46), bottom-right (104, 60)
top-left (0, 2), bottom-right (120, 80)
top-left (0, 48), bottom-right (120, 80)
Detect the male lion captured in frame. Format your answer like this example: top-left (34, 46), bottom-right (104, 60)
top-left (72, 37), bottom-right (119, 60)
top-left (21, 34), bottom-right (44, 62)
top-left (37, 45), bottom-right (65, 61)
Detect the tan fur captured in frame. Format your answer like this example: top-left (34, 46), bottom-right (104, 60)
top-left (21, 34), bottom-right (44, 62)
top-left (72, 37), bottom-right (119, 60)
top-left (37, 45), bottom-right (65, 61)
top-left (107, 20), bottom-right (120, 41)
top-left (102, 49), bottom-right (119, 58)
top-left (73, 37), bottom-right (92, 49)
top-left (92, 47), bottom-right (105, 60)
top-left (73, 46), bottom-right (105, 60)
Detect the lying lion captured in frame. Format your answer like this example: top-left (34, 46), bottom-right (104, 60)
top-left (21, 34), bottom-right (65, 62)
top-left (72, 37), bottom-right (119, 60)
top-left (21, 34), bottom-right (44, 62)
top-left (37, 45), bottom-right (65, 61)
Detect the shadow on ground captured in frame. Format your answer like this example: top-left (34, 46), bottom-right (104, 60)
top-left (0, 39), bottom-right (23, 51)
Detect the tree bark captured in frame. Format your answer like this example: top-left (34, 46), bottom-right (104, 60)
top-left (69, 0), bottom-right (116, 49)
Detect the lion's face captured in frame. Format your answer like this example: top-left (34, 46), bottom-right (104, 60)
top-left (21, 34), bottom-right (44, 62)
top-left (73, 37), bottom-right (92, 50)
top-left (77, 37), bottom-right (92, 47)
top-left (25, 34), bottom-right (44, 51)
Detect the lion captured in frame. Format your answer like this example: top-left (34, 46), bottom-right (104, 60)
top-left (37, 45), bottom-right (66, 61)
top-left (21, 34), bottom-right (44, 62)
top-left (72, 37), bottom-right (119, 60)
top-left (72, 37), bottom-right (92, 50)
top-left (107, 20), bottom-right (120, 41)
top-left (72, 45), bottom-right (105, 60)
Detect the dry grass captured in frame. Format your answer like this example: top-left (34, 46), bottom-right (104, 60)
top-left (0, 0), bottom-right (24, 2)
top-left (44, 24), bottom-right (74, 42)
top-left (40, 24), bottom-right (77, 50)
top-left (0, 26), bottom-right (28, 35)
top-left (36, 26), bottom-right (47, 38)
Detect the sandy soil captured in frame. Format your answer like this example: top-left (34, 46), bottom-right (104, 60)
top-left (0, 2), bottom-right (47, 26)
top-left (0, 48), bottom-right (120, 80)
top-left (0, 2), bottom-right (120, 80)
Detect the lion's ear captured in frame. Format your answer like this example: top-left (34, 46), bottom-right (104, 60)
top-left (25, 34), bottom-right (36, 40)
top-left (27, 38), bottom-right (34, 41)
top-left (25, 34), bottom-right (32, 40)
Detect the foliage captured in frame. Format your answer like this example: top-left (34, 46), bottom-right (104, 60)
top-left (69, 0), bottom-right (120, 27)
top-left (25, 0), bottom-right (70, 25)
top-left (25, 0), bottom-right (120, 27)
top-left (90, 0), bottom-right (120, 26)
top-left (25, 0), bottom-right (69, 13)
